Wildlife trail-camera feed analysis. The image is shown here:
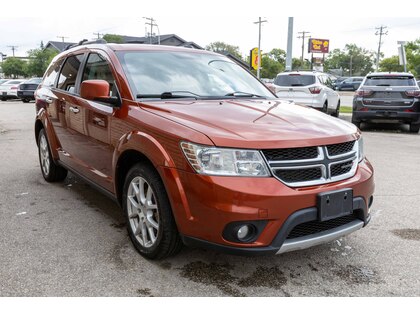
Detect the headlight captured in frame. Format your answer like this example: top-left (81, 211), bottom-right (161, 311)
top-left (180, 142), bottom-right (270, 177)
top-left (357, 137), bottom-right (364, 162)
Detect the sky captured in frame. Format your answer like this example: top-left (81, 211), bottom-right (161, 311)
top-left (1, 0), bottom-right (420, 62)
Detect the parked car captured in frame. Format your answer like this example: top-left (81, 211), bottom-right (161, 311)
top-left (331, 76), bottom-right (347, 90)
top-left (273, 71), bottom-right (341, 116)
top-left (352, 72), bottom-right (420, 132)
top-left (0, 79), bottom-right (26, 101)
top-left (35, 41), bottom-right (374, 259)
top-left (336, 77), bottom-right (364, 91)
top-left (0, 79), bottom-right (10, 85)
top-left (17, 77), bottom-right (42, 103)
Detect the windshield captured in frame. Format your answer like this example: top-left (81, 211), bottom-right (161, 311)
top-left (274, 74), bottom-right (315, 86)
top-left (116, 51), bottom-right (274, 99)
top-left (364, 76), bottom-right (416, 87)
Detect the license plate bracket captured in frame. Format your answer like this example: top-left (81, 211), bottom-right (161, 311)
top-left (317, 188), bottom-right (353, 221)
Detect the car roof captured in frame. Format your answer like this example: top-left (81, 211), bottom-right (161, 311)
top-left (367, 72), bottom-right (414, 77)
top-left (276, 71), bottom-right (318, 76)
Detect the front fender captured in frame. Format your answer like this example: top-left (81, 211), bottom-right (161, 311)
top-left (35, 108), bottom-right (61, 160)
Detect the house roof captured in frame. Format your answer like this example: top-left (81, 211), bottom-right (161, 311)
top-left (45, 34), bottom-right (203, 53)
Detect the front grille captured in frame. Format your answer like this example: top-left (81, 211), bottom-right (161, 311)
top-left (286, 214), bottom-right (360, 239)
top-left (331, 161), bottom-right (353, 177)
top-left (327, 141), bottom-right (355, 156)
top-left (274, 168), bottom-right (322, 183)
top-left (263, 141), bottom-right (358, 187)
top-left (262, 146), bottom-right (318, 161)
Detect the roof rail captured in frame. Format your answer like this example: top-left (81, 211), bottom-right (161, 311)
top-left (64, 39), bottom-right (108, 51)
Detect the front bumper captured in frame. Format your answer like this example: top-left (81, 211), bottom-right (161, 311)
top-left (169, 158), bottom-right (374, 255)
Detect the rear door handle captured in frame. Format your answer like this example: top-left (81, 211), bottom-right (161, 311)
top-left (69, 106), bottom-right (80, 114)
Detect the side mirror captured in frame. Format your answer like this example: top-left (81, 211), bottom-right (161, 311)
top-left (80, 80), bottom-right (110, 100)
top-left (80, 80), bottom-right (121, 107)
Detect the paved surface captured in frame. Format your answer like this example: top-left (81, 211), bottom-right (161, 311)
top-left (0, 100), bottom-right (419, 297)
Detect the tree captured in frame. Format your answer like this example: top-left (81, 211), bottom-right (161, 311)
top-left (292, 58), bottom-right (311, 70)
top-left (379, 56), bottom-right (403, 72)
top-left (1, 57), bottom-right (27, 78)
top-left (205, 41), bottom-right (243, 60)
top-left (324, 44), bottom-right (375, 76)
top-left (405, 39), bottom-right (420, 77)
top-left (260, 49), bottom-right (286, 78)
top-left (26, 44), bottom-right (57, 77)
top-left (103, 34), bottom-right (124, 44)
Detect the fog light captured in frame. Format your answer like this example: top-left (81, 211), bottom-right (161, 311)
top-left (237, 225), bottom-right (250, 240)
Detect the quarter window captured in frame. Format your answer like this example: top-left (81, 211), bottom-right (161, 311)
top-left (57, 54), bottom-right (84, 93)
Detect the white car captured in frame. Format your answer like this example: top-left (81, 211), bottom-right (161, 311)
top-left (273, 71), bottom-right (341, 116)
top-left (0, 79), bottom-right (26, 101)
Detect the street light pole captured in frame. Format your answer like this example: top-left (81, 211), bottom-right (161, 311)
top-left (254, 17), bottom-right (267, 79)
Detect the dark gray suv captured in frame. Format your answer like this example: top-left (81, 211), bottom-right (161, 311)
top-left (352, 72), bottom-right (420, 133)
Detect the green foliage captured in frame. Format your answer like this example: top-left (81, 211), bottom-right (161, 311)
top-left (205, 41), bottom-right (243, 60)
top-left (1, 57), bottom-right (27, 78)
top-left (292, 58), bottom-right (311, 71)
top-left (103, 34), bottom-right (124, 44)
top-left (405, 39), bottom-right (420, 77)
top-left (379, 56), bottom-right (403, 72)
top-left (260, 49), bottom-right (286, 79)
top-left (324, 44), bottom-right (375, 76)
top-left (26, 46), bottom-right (57, 77)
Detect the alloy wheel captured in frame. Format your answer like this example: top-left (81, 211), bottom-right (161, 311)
top-left (39, 134), bottom-right (50, 176)
top-left (127, 176), bottom-right (160, 248)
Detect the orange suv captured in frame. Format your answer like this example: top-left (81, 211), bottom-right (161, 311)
top-left (35, 41), bottom-right (374, 259)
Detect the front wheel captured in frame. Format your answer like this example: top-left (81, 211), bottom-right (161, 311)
top-left (38, 129), bottom-right (68, 182)
top-left (123, 163), bottom-right (182, 259)
top-left (22, 99), bottom-right (30, 103)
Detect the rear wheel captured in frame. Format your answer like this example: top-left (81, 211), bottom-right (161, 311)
top-left (38, 129), bottom-right (68, 182)
top-left (332, 100), bottom-right (340, 117)
top-left (22, 99), bottom-right (30, 103)
top-left (409, 124), bottom-right (420, 133)
top-left (123, 163), bottom-right (182, 259)
top-left (322, 101), bottom-right (328, 114)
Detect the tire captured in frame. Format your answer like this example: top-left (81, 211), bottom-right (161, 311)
top-left (332, 100), bottom-right (340, 117)
top-left (351, 118), bottom-right (361, 129)
top-left (322, 101), bottom-right (328, 114)
top-left (22, 99), bottom-right (30, 103)
top-left (38, 129), bottom-right (68, 182)
top-left (1, 98), bottom-right (6, 101)
top-left (123, 163), bottom-right (182, 259)
top-left (409, 124), bottom-right (420, 133)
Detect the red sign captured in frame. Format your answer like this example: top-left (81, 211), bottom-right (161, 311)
top-left (308, 38), bottom-right (329, 53)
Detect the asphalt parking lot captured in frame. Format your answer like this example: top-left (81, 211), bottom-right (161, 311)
top-left (0, 99), bottom-right (419, 297)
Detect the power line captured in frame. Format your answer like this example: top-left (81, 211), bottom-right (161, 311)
top-left (7, 45), bottom-right (18, 57)
top-left (57, 36), bottom-right (69, 43)
top-left (93, 32), bottom-right (104, 40)
top-left (143, 17), bottom-right (159, 44)
top-left (375, 25), bottom-right (388, 70)
top-left (297, 31), bottom-right (310, 62)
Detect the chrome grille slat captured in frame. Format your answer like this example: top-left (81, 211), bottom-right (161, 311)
top-left (262, 141), bottom-right (358, 187)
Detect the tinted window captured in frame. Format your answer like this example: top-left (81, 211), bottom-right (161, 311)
top-left (57, 54), bottom-right (84, 93)
top-left (117, 51), bottom-right (274, 99)
top-left (82, 53), bottom-right (116, 97)
top-left (364, 76), bottom-right (416, 87)
top-left (274, 74), bottom-right (315, 86)
top-left (43, 59), bottom-right (64, 87)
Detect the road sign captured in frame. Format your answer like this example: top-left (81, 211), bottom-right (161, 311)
top-left (250, 47), bottom-right (259, 70)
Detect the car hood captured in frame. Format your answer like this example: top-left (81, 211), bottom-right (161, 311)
top-left (139, 99), bottom-right (358, 148)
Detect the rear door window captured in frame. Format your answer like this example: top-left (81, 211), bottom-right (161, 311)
top-left (57, 54), bottom-right (84, 93)
top-left (274, 74), bottom-right (315, 86)
top-left (364, 76), bottom-right (416, 87)
top-left (43, 59), bottom-right (64, 88)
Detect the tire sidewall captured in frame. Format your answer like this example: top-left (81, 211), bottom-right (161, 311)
top-left (38, 129), bottom-right (53, 181)
top-left (122, 164), bottom-right (169, 258)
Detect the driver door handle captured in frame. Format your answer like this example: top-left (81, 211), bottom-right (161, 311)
top-left (69, 106), bottom-right (80, 114)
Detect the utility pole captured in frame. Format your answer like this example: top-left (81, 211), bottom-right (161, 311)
top-left (7, 46), bottom-right (18, 57)
top-left (143, 17), bottom-right (159, 44)
top-left (375, 25), bottom-right (388, 71)
top-left (254, 17), bottom-right (267, 79)
top-left (297, 31), bottom-right (310, 63)
top-left (285, 17), bottom-right (294, 71)
top-left (57, 36), bottom-right (69, 43)
top-left (93, 32), bottom-right (104, 40)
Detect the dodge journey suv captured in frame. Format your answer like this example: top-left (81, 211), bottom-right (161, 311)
top-left (35, 41), bottom-right (374, 259)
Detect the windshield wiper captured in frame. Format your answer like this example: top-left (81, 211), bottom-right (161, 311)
top-left (137, 91), bottom-right (201, 99)
top-left (224, 91), bottom-right (265, 98)
top-left (375, 84), bottom-right (391, 86)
